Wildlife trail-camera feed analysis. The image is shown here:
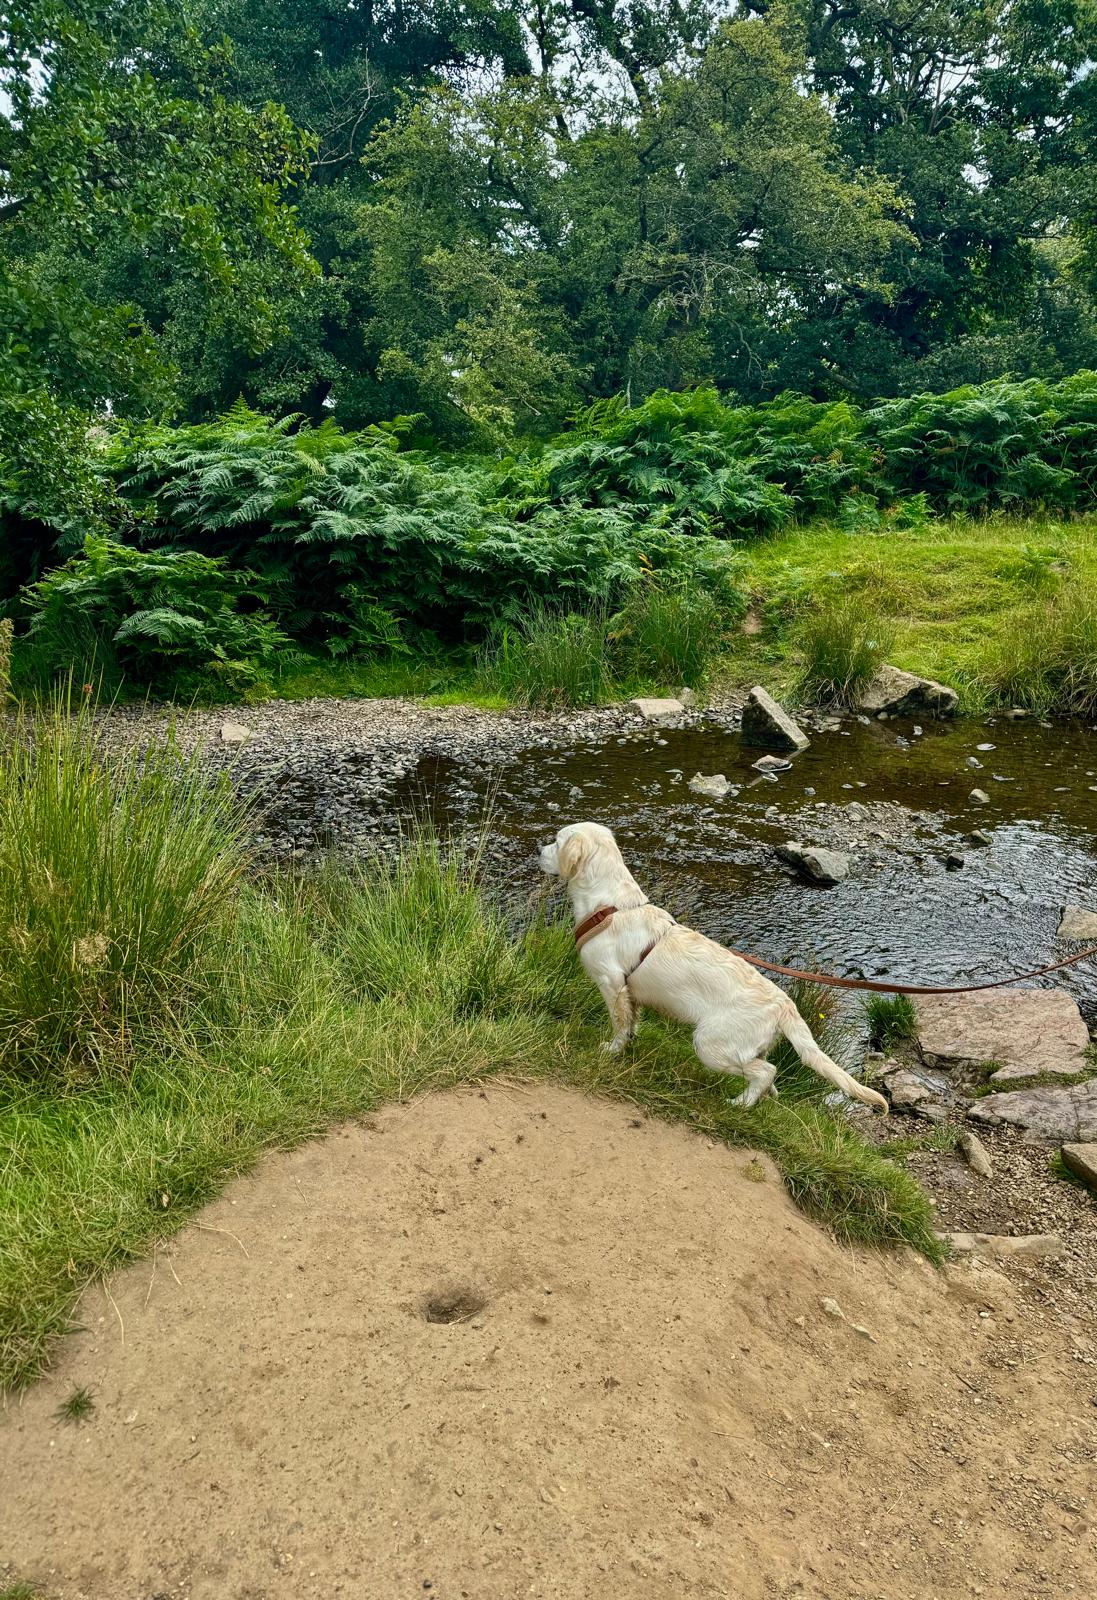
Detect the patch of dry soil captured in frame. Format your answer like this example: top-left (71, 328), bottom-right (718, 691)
top-left (1, 1085), bottom-right (1094, 1600)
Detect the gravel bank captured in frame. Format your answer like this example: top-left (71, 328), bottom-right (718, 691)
top-left (92, 696), bottom-right (734, 859)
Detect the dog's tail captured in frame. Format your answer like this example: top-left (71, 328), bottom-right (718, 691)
top-left (778, 1006), bottom-right (889, 1113)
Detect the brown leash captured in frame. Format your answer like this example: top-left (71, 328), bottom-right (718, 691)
top-left (575, 906), bottom-right (1097, 996)
top-left (726, 944), bottom-right (1097, 995)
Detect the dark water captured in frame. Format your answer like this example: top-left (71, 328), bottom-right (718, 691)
top-left (388, 713), bottom-right (1097, 1022)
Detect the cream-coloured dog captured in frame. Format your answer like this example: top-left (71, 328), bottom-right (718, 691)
top-left (540, 821), bottom-right (888, 1112)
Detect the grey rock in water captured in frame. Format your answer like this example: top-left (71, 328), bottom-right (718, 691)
top-left (1057, 905), bottom-right (1097, 942)
top-left (753, 754), bottom-right (793, 774)
top-left (968, 1080), bottom-right (1097, 1143)
top-left (969, 788), bottom-right (990, 804)
top-left (629, 697), bottom-right (684, 722)
top-left (776, 841), bottom-right (850, 885)
top-left (916, 988), bottom-right (1090, 1083)
top-left (740, 686), bottom-right (810, 752)
top-left (957, 1130), bottom-right (993, 1177)
top-left (1060, 1142), bottom-right (1097, 1191)
top-left (857, 663), bottom-right (959, 720)
top-left (968, 830), bottom-right (993, 847)
top-left (688, 772), bottom-right (731, 799)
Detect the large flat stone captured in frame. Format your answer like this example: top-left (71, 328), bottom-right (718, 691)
top-left (740, 686), bottom-right (809, 752)
top-left (968, 1080), bottom-right (1097, 1143)
top-left (1060, 1142), bottom-right (1097, 1191)
top-left (1058, 906), bottom-right (1097, 942)
top-left (857, 664), bottom-right (958, 719)
top-left (915, 988), bottom-right (1090, 1081)
top-left (629, 697), bottom-right (684, 722)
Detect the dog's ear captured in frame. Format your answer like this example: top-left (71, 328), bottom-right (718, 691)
top-left (557, 833), bottom-right (588, 880)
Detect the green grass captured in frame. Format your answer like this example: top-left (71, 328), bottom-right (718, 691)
top-left (477, 607), bottom-right (617, 708)
top-left (795, 594), bottom-right (895, 705)
top-left (864, 994), bottom-right (918, 1051)
top-left (55, 1384), bottom-right (95, 1423)
top-left (0, 709), bottom-right (943, 1390)
top-left (0, 1583), bottom-right (43, 1599)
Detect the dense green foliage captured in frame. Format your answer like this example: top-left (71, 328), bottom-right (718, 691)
top-left (11, 375), bottom-right (1097, 695)
top-left (20, 536), bottom-right (290, 696)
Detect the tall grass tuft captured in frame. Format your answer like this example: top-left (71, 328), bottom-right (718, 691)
top-left (477, 607), bottom-right (615, 708)
top-left (0, 700), bottom-right (247, 1078)
top-left (864, 993), bottom-right (917, 1050)
top-left (612, 584), bottom-right (722, 686)
top-left (0, 618), bottom-right (12, 703)
top-left (796, 595), bottom-right (894, 705)
top-left (980, 586), bottom-right (1097, 715)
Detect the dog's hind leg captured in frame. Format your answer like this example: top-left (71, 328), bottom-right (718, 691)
top-left (693, 1026), bottom-right (777, 1108)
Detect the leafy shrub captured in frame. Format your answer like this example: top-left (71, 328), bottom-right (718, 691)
top-left (545, 389), bottom-right (794, 536)
top-left (0, 703), bottom-right (246, 1078)
top-left (796, 595), bottom-right (894, 705)
top-left (20, 536), bottom-right (290, 698)
top-left (864, 380), bottom-right (1075, 511)
top-left (477, 607), bottom-right (615, 708)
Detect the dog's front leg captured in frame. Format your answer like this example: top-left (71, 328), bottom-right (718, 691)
top-left (597, 975), bottom-right (636, 1055)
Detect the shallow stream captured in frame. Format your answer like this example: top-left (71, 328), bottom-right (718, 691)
top-left (389, 712), bottom-right (1097, 1022)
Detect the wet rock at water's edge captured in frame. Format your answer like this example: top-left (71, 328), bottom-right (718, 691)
top-left (1058, 905), bottom-right (1097, 942)
top-left (856, 664), bottom-right (959, 720)
top-left (689, 772), bottom-right (731, 799)
top-left (915, 989), bottom-right (1090, 1084)
top-left (740, 686), bottom-right (810, 753)
top-left (775, 841), bottom-right (850, 885)
top-left (629, 697), bottom-right (685, 723)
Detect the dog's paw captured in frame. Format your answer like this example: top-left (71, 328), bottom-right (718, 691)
top-left (600, 1038), bottom-right (627, 1056)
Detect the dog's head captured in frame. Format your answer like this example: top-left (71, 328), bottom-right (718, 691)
top-left (538, 821), bottom-right (621, 885)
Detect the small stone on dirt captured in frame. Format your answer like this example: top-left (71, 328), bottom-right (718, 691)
top-left (957, 1130), bottom-right (993, 1178)
top-left (944, 1232), bottom-right (1064, 1260)
top-left (1060, 1142), bottom-right (1097, 1191)
top-left (820, 1297), bottom-right (845, 1318)
top-left (740, 686), bottom-right (810, 752)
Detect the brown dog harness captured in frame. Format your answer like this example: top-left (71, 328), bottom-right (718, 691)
top-left (574, 904), bottom-right (1097, 995)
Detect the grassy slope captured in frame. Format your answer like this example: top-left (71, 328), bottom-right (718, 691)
top-left (0, 728), bottom-right (941, 1393)
top-left (718, 510), bottom-right (1097, 709)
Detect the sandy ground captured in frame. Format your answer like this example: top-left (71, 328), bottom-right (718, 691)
top-left (1, 1085), bottom-right (1094, 1600)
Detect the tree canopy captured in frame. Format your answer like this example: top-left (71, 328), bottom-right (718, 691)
top-left (3, 0), bottom-right (1097, 460)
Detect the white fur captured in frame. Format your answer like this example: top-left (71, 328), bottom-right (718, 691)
top-left (540, 821), bottom-right (888, 1113)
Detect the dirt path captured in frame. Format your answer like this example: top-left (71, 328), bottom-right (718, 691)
top-left (1, 1085), bottom-right (1093, 1599)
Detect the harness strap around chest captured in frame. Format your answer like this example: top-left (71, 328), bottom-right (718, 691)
top-left (573, 902), bottom-right (672, 983)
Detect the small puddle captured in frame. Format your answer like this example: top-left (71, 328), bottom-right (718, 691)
top-left (388, 714), bottom-right (1097, 1022)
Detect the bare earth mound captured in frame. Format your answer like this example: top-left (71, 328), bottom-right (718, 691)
top-left (1, 1086), bottom-right (1093, 1599)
